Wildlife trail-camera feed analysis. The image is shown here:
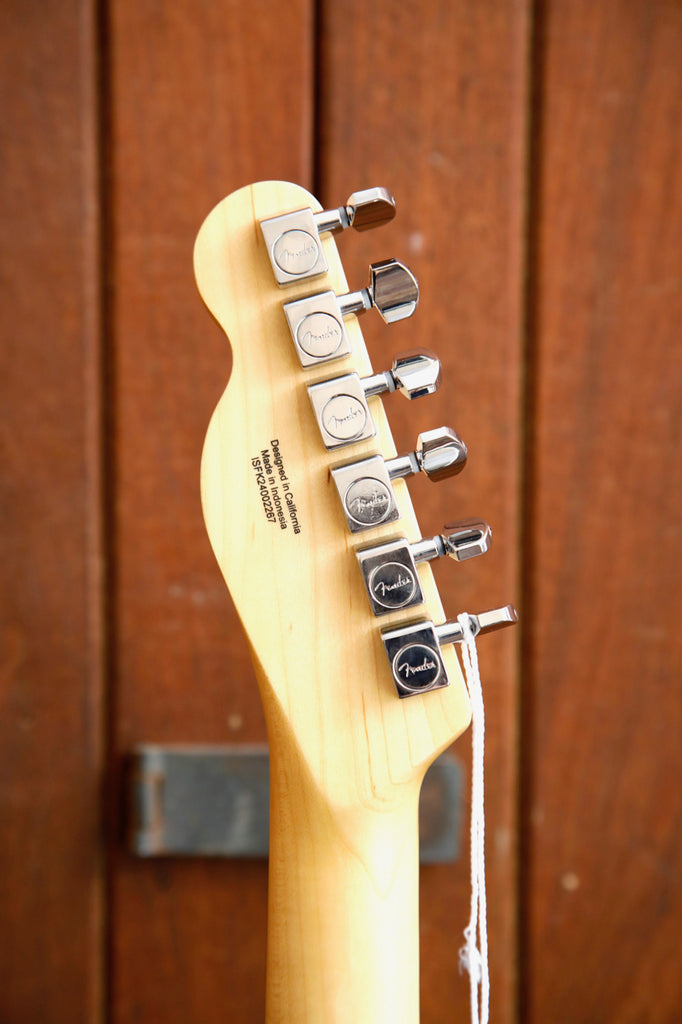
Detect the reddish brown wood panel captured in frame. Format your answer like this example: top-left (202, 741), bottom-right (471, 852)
top-left (106, 3), bottom-right (313, 1022)
top-left (524, 2), bottom-right (682, 1021)
top-left (318, 3), bottom-right (530, 1021)
top-left (0, 1), bottom-right (104, 1022)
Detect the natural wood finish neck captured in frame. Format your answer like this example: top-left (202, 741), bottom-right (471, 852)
top-left (265, 688), bottom-right (421, 1023)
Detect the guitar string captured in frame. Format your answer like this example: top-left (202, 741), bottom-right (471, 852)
top-left (457, 613), bottom-right (489, 1024)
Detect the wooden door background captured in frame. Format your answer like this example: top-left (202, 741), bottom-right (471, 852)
top-left (1, 1), bottom-right (680, 1022)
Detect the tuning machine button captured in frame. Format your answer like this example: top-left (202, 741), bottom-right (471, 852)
top-left (308, 350), bottom-right (441, 450)
top-left (260, 188), bottom-right (396, 286)
top-left (331, 427), bottom-right (468, 532)
top-left (283, 259), bottom-right (419, 367)
top-left (381, 605), bottom-right (518, 698)
top-left (356, 520), bottom-right (491, 617)
top-left (398, 427), bottom-right (468, 483)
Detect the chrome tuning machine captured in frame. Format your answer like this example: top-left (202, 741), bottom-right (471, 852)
top-left (382, 605), bottom-right (518, 698)
top-left (283, 259), bottom-right (419, 367)
top-left (308, 350), bottom-right (441, 450)
top-left (331, 427), bottom-right (468, 532)
top-left (260, 188), bottom-right (396, 286)
top-left (356, 521), bottom-right (491, 616)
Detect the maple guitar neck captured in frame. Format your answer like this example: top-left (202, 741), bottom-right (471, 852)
top-left (264, 674), bottom-right (422, 1022)
top-left (194, 181), bottom-right (474, 1023)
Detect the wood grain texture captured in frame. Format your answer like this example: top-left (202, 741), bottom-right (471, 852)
top-left (195, 181), bottom-right (471, 1022)
top-left (317, 4), bottom-right (530, 1021)
top-left (524, 2), bottom-right (682, 1021)
top-left (0, 1), bottom-right (104, 1021)
top-left (6, 2), bottom-right (681, 1022)
top-left (106, 5), bottom-right (314, 1023)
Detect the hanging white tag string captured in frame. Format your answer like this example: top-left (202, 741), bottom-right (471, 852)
top-left (457, 612), bottom-right (489, 1024)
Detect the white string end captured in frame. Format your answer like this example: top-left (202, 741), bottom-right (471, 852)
top-left (456, 612), bottom-right (489, 1024)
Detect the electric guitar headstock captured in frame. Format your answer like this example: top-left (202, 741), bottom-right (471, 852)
top-left (195, 180), bottom-right (514, 790)
top-left (193, 181), bottom-right (516, 1021)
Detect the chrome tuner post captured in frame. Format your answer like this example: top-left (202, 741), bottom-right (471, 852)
top-left (382, 605), bottom-right (518, 698)
top-left (307, 350), bottom-right (442, 450)
top-left (331, 427), bottom-right (468, 533)
top-left (356, 521), bottom-right (491, 616)
top-left (260, 187), bottom-right (396, 286)
top-left (283, 259), bottom-right (419, 367)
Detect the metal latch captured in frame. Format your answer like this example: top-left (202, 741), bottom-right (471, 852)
top-left (127, 746), bottom-right (462, 864)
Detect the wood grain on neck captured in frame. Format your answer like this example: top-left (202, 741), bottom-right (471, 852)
top-left (194, 181), bottom-right (471, 1022)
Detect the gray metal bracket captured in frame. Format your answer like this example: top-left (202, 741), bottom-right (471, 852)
top-left (127, 746), bottom-right (462, 864)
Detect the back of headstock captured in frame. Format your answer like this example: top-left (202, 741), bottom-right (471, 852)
top-left (193, 180), bottom-right (516, 1023)
top-left (194, 181), bottom-right (473, 806)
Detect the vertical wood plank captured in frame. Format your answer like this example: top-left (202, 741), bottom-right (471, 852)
top-left (318, 4), bottom-right (530, 1021)
top-left (525, 2), bottom-right (682, 1020)
top-left (106, 2), bottom-right (313, 1021)
top-left (0, 1), bottom-right (104, 1021)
